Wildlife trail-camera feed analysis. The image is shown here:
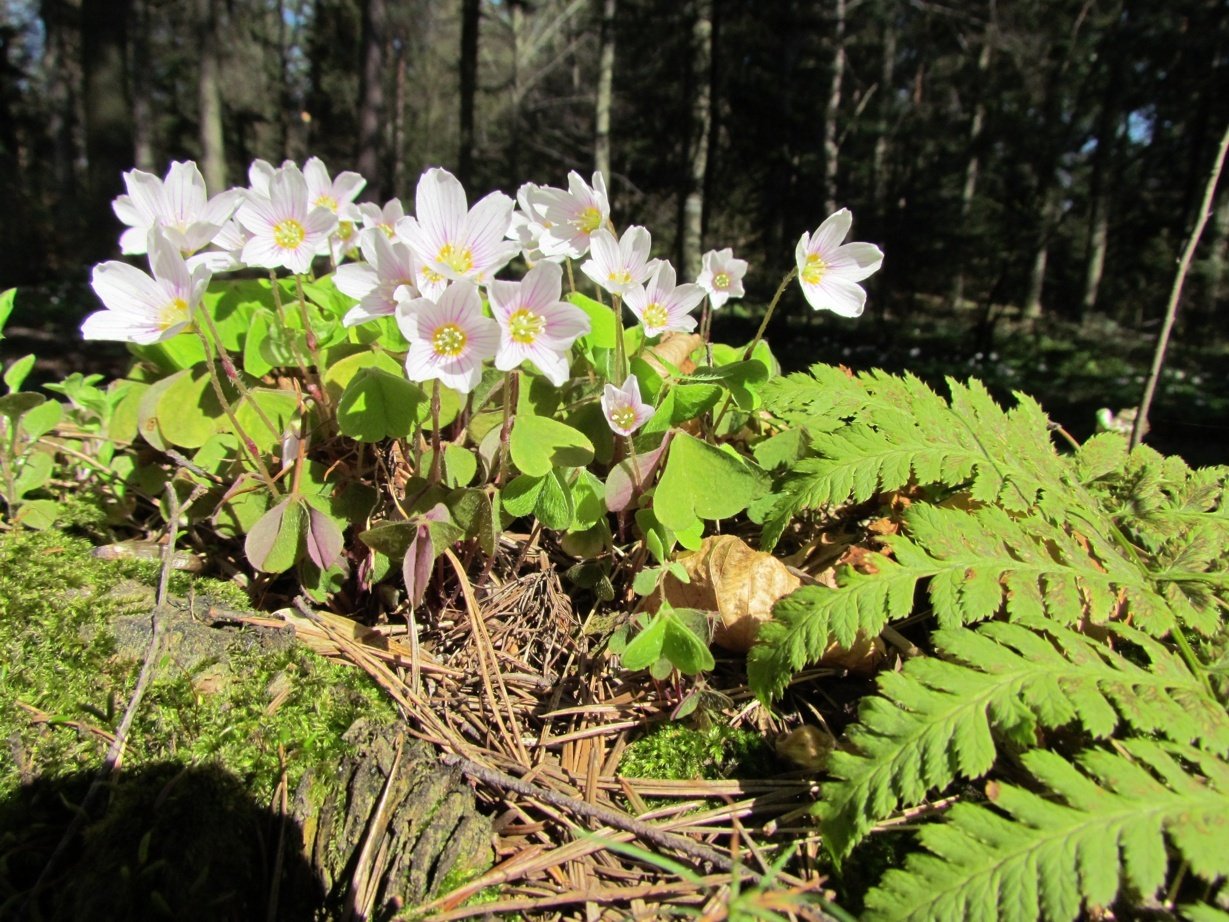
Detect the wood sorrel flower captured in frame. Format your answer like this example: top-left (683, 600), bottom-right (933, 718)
top-left (303, 156), bottom-right (366, 216)
top-left (112, 160), bottom-right (241, 257)
top-left (336, 227), bottom-right (422, 327)
top-left (488, 262), bottom-right (591, 386)
top-left (396, 168), bottom-right (519, 295)
top-left (397, 281), bottom-right (499, 395)
top-left (537, 170), bottom-right (610, 259)
top-left (580, 226), bottom-right (658, 297)
top-left (236, 163), bottom-right (337, 274)
top-left (795, 209), bottom-right (884, 317)
top-left (696, 247), bottom-right (748, 310)
top-left (624, 260), bottom-right (706, 338)
top-left (601, 376), bottom-right (653, 437)
top-left (82, 229), bottom-right (210, 344)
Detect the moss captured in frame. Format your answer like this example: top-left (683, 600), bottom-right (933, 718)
top-left (0, 527), bottom-right (394, 802)
top-left (619, 723), bottom-right (774, 781)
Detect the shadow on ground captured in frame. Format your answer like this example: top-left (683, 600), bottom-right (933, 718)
top-left (0, 760), bottom-right (323, 921)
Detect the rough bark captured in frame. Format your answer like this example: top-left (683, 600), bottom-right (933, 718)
top-left (358, 0), bottom-right (387, 199)
top-left (594, 0), bottom-right (617, 183)
top-left (681, 0), bottom-right (714, 279)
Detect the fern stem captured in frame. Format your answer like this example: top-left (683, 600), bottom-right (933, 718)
top-left (1168, 621), bottom-right (1214, 697)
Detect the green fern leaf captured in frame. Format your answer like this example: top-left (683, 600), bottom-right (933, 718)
top-left (815, 622), bottom-right (1229, 860)
top-left (863, 740), bottom-right (1229, 922)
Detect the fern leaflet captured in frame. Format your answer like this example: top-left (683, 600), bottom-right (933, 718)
top-left (862, 740), bottom-right (1229, 922)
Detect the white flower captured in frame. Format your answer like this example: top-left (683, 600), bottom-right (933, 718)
top-left (488, 262), bottom-right (590, 385)
top-left (696, 248), bottom-right (748, 310)
top-left (358, 198), bottom-right (407, 239)
top-left (623, 261), bottom-right (705, 337)
top-left (396, 281), bottom-right (499, 395)
top-left (396, 168), bottom-right (519, 292)
top-left (336, 227), bottom-right (422, 326)
top-left (303, 156), bottom-right (366, 215)
top-left (507, 182), bottom-right (557, 264)
top-left (795, 209), bottom-right (884, 317)
top-left (537, 171), bottom-right (610, 259)
top-left (580, 226), bottom-right (658, 297)
top-left (82, 230), bottom-right (210, 344)
top-left (111, 161), bottom-right (241, 257)
top-left (601, 377), bottom-right (653, 437)
top-left (236, 164), bottom-right (338, 274)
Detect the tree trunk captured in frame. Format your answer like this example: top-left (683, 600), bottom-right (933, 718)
top-left (81, 0), bottom-right (133, 259)
top-left (594, 0), bottom-right (616, 183)
top-left (1204, 188), bottom-right (1229, 317)
top-left (949, 39), bottom-right (992, 310)
top-left (680, 0), bottom-right (713, 279)
top-left (197, 0), bottom-right (227, 191)
top-left (871, 9), bottom-right (896, 217)
top-left (357, 0), bottom-right (387, 199)
top-left (458, 0), bottom-right (480, 187)
top-left (1023, 185), bottom-right (1060, 320)
top-left (822, 0), bottom-right (846, 215)
top-left (39, 0), bottom-right (83, 264)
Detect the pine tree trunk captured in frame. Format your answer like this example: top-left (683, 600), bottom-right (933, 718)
top-left (871, 11), bottom-right (896, 217)
top-left (1024, 185), bottom-right (1060, 320)
top-left (81, 0), bottom-right (134, 259)
top-left (40, 0), bottom-right (83, 262)
top-left (130, 0), bottom-right (155, 170)
top-left (823, 0), bottom-right (846, 215)
top-left (680, 0), bottom-right (713, 279)
top-left (357, 0), bottom-right (387, 199)
top-left (458, 0), bottom-right (480, 187)
top-left (197, 0), bottom-right (227, 191)
top-left (594, 0), bottom-right (617, 184)
top-left (949, 40), bottom-right (991, 310)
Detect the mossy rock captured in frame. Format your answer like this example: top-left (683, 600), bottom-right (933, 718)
top-left (0, 529), bottom-right (491, 919)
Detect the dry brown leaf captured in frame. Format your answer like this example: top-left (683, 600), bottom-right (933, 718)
top-left (641, 332), bottom-right (703, 378)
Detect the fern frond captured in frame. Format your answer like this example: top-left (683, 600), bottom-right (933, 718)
top-left (815, 621), bottom-right (1229, 860)
top-left (861, 740), bottom-right (1229, 922)
top-left (747, 560), bottom-right (922, 703)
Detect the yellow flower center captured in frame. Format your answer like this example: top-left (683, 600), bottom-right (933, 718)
top-left (607, 269), bottom-right (632, 287)
top-left (642, 302), bottom-right (669, 329)
top-left (713, 272), bottom-right (731, 290)
top-left (610, 406), bottom-right (637, 431)
top-left (272, 218), bottom-right (306, 250)
top-left (431, 323), bottom-right (467, 357)
top-left (380, 223), bottom-right (396, 238)
top-left (336, 220), bottom-right (355, 241)
top-left (159, 297), bottom-right (189, 331)
top-left (508, 308), bottom-right (546, 344)
top-left (314, 194), bottom-right (339, 213)
top-left (420, 266), bottom-right (445, 286)
top-left (577, 206), bottom-right (603, 234)
top-left (802, 253), bottom-right (826, 286)
top-left (437, 243), bottom-right (474, 275)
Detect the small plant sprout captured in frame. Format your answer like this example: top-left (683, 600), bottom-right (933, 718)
top-left (624, 260), bottom-right (706, 338)
top-left (397, 281), bottom-right (499, 395)
top-left (488, 262), bottom-right (591, 385)
top-left (794, 207), bottom-right (884, 317)
top-left (81, 229), bottom-right (210, 344)
top-left (236, 163), bottom-right (337, 274)
top-left (395, 167), bottom-right (520, 293)
top-left (696, 247), bottom-right (748, 310)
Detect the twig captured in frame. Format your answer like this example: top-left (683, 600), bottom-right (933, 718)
top-left (438, 752), bottom-right (741, 875)
top-left (1132, 121), bottom-right (1229, 449)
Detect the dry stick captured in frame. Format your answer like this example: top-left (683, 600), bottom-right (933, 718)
top-left (438, 752), bottom-right (741, 875)
top-left (23, 484), bottom-right (186, 913)
top-left (1131, 121), bottom-right (1229, 449)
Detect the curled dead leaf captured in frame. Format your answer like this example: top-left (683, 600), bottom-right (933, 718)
top-left (641, 332), bottom-right (703, 378)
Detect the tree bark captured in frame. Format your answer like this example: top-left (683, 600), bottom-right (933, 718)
top-left (129, 0), bottom-right (155, 171)
top-left (1023, 185), bottom-right (1060, 320)
top-left (357, 0), bottom-right (387, 199)
top-left (822, 0), bottom-right (846, 215)
top-left (197, 0), bottom-right (227, 191)
top-left (680, 0), bottom-right (714, 279)
top-left (81, 0), bottom-right (133, 259)
top-left (594, 0), bottom-right (616, 184)
top-left (871, 8), bottom-right (896, 218)
top-left (949, 39), bottom-right (992, 310)
top-left (458, 0), bottom-right (480, 187)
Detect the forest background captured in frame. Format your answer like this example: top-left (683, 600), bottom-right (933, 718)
top-left (1, 0), bottom-right (1227, 462)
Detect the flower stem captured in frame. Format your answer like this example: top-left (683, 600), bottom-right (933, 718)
top-left (612, 293), bottom-right (628, 382)
top-left (195, 330), bottom-right (281, 497)
top-left (496, 370), bottom-right (519, 487)
top-left (194, 303), bottom-right (281, 441)
top-left (428, 380), bottom-right (443, 485)
top-left (293, 274), bottom-right (333, 416)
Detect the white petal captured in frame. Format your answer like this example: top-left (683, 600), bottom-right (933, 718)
top-left (92, 262), bottom-right (166, 316)
top-left (811, 209), bottom-right (852, 257)
top-left (803, 274), bottom-right (866, 317)
top-left (415, 168), bottom-right (467, 253)
top-left (827, 242), bottom-right (884, 282)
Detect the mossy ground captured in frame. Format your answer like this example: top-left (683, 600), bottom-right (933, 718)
top-left (618, 723), bottom-right (775, 781)
top-left (0, 526), bottom-right (394, 802)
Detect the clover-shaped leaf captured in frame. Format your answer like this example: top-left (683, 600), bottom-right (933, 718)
top-left (510, 413), bottom-right (594, 477)
top-left (653, 432), bottom-right (769, 534)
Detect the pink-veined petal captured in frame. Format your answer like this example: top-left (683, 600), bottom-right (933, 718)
top-left (415, 168), bottom-right (467, 252)
top-left (827, 242), bottom-right (885, 282)
top-left (803, 274), bottom-right (867, 317)
top-left (810, 208), bottom-right (852, 257)
top-left (91, 262), bottom-right (167, 316)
